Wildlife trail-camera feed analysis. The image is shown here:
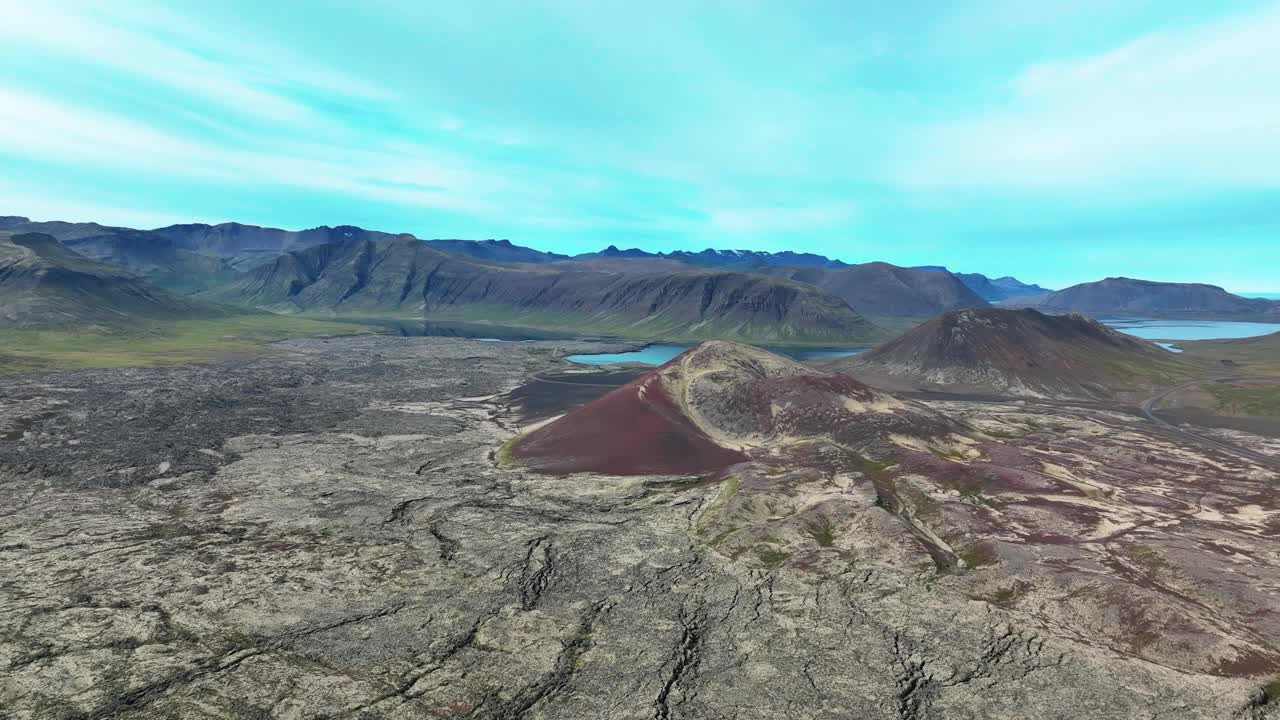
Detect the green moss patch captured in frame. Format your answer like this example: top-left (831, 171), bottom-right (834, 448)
top-left (0, 315), bottom-right (376, 374)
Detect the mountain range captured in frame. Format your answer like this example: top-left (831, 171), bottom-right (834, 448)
top-left (1, 215), bottom-right (1006, 341)
top-left (1006, 277), bottom-right (1280, 320)
top-left (4, 214), bottom-right (1275, 342)
top-left (760, 262), bottom-right (987, 318)
top-left (202, 236), bottom-right (887, 343)
top-left (0, 216), bottom-right (405, 273)
top-left (912, 266), bottom-right (1054, 301)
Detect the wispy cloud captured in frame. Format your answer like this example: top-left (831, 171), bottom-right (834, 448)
top-left (0, 3), bottom-right (373, 125)
top-left (0, 86), bottom-right (518, 215)
top-left (895, 3), bottom-right (1280, 192)
top-left (0, 0), bottom-right (1277, 287)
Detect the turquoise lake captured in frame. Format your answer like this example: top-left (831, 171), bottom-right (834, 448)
top-left (566, 318), bottom-right (1280, 365)
top-left (1100, 318), bottom-right (1280, 341)
top-left (566, 343), bottom-right (867, 366)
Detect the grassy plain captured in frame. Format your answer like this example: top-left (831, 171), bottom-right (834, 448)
top-left (0, 315), bottom-right (376, 374)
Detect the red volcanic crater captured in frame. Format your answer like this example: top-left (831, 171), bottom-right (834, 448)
top-left (508, 340), bottom-right (949, 476)
top-left (509, 363), bottom-right (748, 476)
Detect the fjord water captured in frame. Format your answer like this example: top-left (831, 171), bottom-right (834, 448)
top-left (333, 317), bottom-right (1276, 364)
top-left (567, 318), bottom-right (1280, 365)
top-left (566, 344), bottom-right (866, 365)
top-left (1101, 318), bottom-right (1280, 340)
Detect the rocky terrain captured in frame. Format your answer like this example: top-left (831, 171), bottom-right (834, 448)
top-left (205, 237), bottom-right (885, 344)
top-left (838, 308), bottom-right (1196, 399)
top-left (3, 336), bottom-right (1279, 719)
top-left (1009, 277), bottom-right (1280, 320)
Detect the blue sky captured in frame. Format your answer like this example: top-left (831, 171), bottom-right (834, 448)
top-left (1, 1), bottom-right (1277, 291)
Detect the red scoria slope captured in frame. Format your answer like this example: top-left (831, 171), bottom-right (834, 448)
top-left (509, 341), bottom-right (951, 475)
top-left (509, 360), bottom-right (748, 476)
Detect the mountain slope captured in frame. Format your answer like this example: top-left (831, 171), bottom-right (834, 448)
top-left (955, 273), bottom-right (1052, 302)
top-left (0, 232), bottom-right (230, 328)
top-left (990, 276), bottom-right (1053, 298)
top-left (838, 308), bottom-right (1195, 399)
top-left (1013, 277), bottom-right (1280, 320)
top-left (1, 216), bottom-right (409, 280)
top-left (206, 238), bottom-right (886, 343)
top-left (424, 238), bottom-right (568, 264)
top-left (913, 265), bottom-right (1052, 301)
top-left (1178, 331), bottom-right (1280, 375)
top-left (762, 262), bottom-right (988, 317)
top-left (58, 230), bottom-right (242, 293)
top-left (151, 222), bottom-right (411, 270)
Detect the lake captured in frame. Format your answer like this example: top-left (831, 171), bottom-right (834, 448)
top-left (330, 316), bottom-right (1276, 362)
top-left (1101, 318), bottom-right (1280, 341)
top-left (566, 343), bottom-right (867, 366)
top-left (568, 319), bottom-right (1280, 365)
top-left (326, 319), bottom-right (581, 341)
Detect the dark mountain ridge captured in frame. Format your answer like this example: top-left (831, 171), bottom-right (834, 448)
top-left (423, 238), bottom-right (569, 264)
top-left (912, 265), bottom-right (1053, 301)
top-left (838, 307), bottom-right (1194, 399)
top-left (0, 216), bottom-right (416, 285)
top-left (576, 245), bottom-right (848, 269)
top-left (762, 262), bottom-right (989, 318)
top-left (204, 237), bottom-right (886, 344)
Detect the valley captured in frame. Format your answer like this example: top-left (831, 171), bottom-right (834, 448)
top-left (7, 5), bottom-right (1280, 717)
top-left (3, 216), bottom-right (1280, 719)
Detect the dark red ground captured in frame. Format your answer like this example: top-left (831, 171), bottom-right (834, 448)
top-left (510, 370), bottom-right (749, 475)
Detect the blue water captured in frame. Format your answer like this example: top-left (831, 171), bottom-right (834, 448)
top-left (567, 343), bottom-right (867, 365)
top-left (1101, 319), bottom-right (1280, 341)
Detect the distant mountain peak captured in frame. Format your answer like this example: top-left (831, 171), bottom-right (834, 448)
top-left (843, 307), bottom-right (1188, 399)
top-left (1016, 276), bottom-right (1277, 319)
top-left (912, 267), bottom-right (1052, 302)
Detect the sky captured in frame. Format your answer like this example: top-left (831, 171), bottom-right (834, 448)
top-left (1, 1), bottom-right (1278, 292)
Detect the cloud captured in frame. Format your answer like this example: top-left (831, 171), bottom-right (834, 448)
top-left (895, 3), bottom-right (1280, 193)
top-left (0, 2), bottom-right (392, 126)
top-left (0, 87), bottom-right (510, 215)
top-left (706, 203), bottom-right (856, 233)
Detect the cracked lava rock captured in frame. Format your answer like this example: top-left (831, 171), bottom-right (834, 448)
top-left (2, 336), bottom-right (1280, 719)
